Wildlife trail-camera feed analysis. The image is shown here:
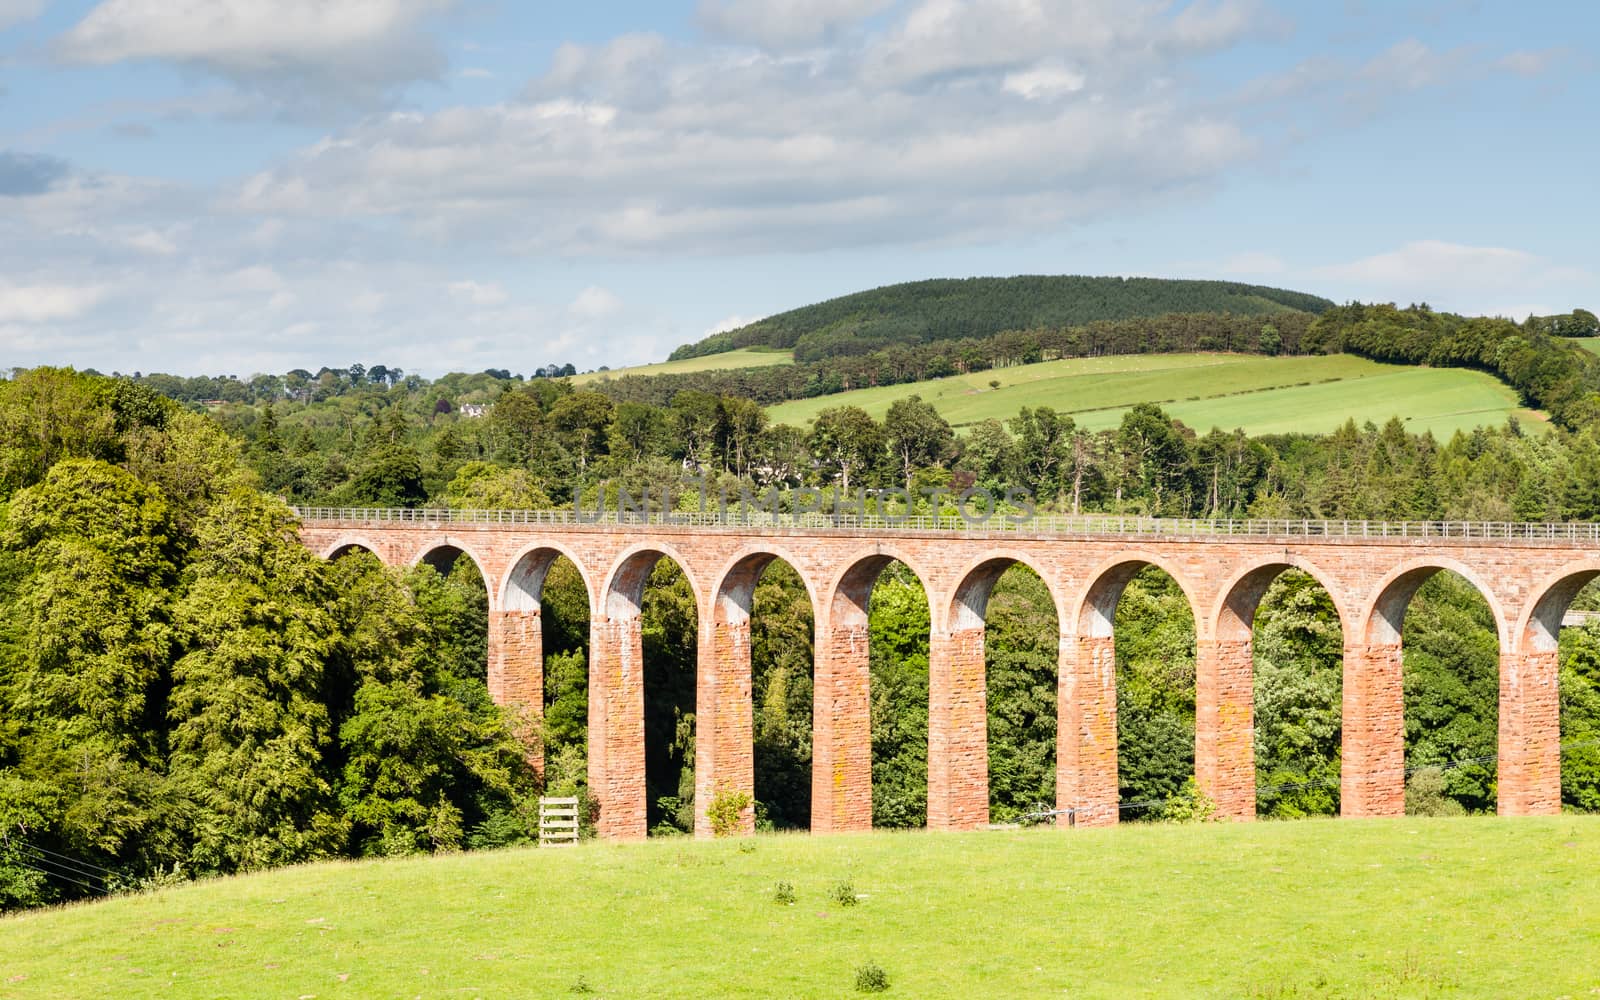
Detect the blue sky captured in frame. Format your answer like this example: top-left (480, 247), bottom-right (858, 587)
top-left (0, 0), bottom-right (1594, 376)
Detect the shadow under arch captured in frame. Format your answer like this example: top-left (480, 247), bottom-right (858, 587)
top-left (1347, 557), bottom-right (1507, 818)
top-left (946, 553), bottom-right (1063, 826)
top-left (704, 546), bottom-right (819, 835)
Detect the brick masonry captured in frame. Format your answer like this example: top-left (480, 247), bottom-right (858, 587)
top-left (299, 520), bottom-right (1597, 838)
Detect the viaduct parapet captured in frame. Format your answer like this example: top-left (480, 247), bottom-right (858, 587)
top-left (295, 510), bottom-right (1598, 838)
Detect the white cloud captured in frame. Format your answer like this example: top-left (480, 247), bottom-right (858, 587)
top-left (568, 286), bottom-right (623, 320)
top-left (1497, 48), bottom-right (1565, 77)
top-left (1002, 63), bottom-right (1086, 101)
top-left (1312, 241), bottom-right (1592, 314)
top-left (448, 280), bottom-right (509, 307)
top-left (56, 0), bottom-right (460, 111)
top-left (0, 0), bottom-right (45, 31)
top-left (697, 0), bottom-right (895, 49)
top-left (235, 2), bottom-right (1262, 257)
top-left (0, 283), bottom-right (106, 323)
top-left (705, 314), bottom-right (759, 336)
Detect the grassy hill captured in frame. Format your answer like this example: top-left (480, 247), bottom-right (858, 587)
top-left (766, 353), bottom-right (1545, 438)
top-left (571, 347), bottom-right (793, 386)
top-left (2, 819), bottom-right (1596, 998)
top-left (673, 275), bottom-right (1334, 362)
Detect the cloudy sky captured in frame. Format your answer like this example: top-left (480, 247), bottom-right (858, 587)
top-left (1, 1), bottom-right (1594, 376)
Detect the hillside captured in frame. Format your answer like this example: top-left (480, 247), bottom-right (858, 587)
top-left (2, 819), bottom-right (1596, 999)
top-left (765, 353), bottom-right (1546, 437)
top-left (671, 275), bottom-right (1335, 362)
top-left (571, 346), bottom-right (792, 386)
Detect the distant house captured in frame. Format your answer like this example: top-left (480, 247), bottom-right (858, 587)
top-left (459, 403), bottom-right (490, 418)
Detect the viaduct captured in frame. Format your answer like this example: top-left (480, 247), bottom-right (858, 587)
top-left (295, 508), bottom-right (1597, 840)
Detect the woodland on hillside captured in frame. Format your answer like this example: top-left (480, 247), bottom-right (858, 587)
top-left (669, 275), bottom-right (1335, 360)
top-left (4, 302), bottom-right (1600, 913)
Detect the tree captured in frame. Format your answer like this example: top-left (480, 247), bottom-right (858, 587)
top-left (808, 406), bottom-right (883, 495)
top-left (884, 395), bottom-right (955, 489)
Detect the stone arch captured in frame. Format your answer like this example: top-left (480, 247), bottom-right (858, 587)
top-left (1500, 561), bottom-right (1599, 816)
top-left (1209, 555), bottom-right (1350, 643)
top-left (319, 535), bottom-right (383, 561)
top-left (408, 539), bottom-right (494, 596)
top-left (1059, 552), bottom-right (1201, 827)
top-left (813, 546), bottom-right (933, 834)
top-left (1073, 552), bottom-right (1202, 639)
top-left (490, 541), bottom-right (597, 781)
top-left (943, 551), bottom-right (1064, 830)
top-left (1358, 556), bottom-right (1509, 649)
top-left (1345, 556), bottom-right (1508, 819)
top-left (601, 542), bottom-right (705, 623)
top-left (945, 550), bottom-right (1065, 635)
top-left (823, 545), bottom-right (932, 628)
top-left (710, 543), bottom-right (821, 630)
top-left (1205, 556), bottom-right (1348, 821)
top-left (1518, 561), bottom-right (1600, 653)
top-left (501, 540), bottom-right (596, 616)
top-left (700, 544), bottom-right (820, 837)
top-left (592, 542), bottom-right (702, 839)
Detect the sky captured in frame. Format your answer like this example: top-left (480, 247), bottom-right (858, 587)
top-left (0, 0), bottom-right (1595, 377)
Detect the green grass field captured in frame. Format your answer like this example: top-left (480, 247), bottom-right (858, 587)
top-left (3, 818), bottom-right (1597, 998)
top-left (766, 354), bottom-right (1545, 438)
top-left (1571, 337), bottom-right (1600, 357)
top-left (571, 347), bottom-right (792, 385)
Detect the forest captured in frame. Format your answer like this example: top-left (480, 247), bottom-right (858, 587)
top-left (4, 306), bottom-right (1600, 912)
top-left (668, 275), bottom-right (1334, 360)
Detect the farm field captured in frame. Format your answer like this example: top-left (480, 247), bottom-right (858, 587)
top-left (766, 353), bottom-right (1545, 437)
top-left (571, 347), bottom-right (792, 385)
top-left (2, 818), bottom-right (1597, 999)
top-left (1571, 337), bottom-right (1600, 357)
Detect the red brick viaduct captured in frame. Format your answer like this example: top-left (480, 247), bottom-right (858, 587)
top-left (295, 510), bottom-right (1593, 839)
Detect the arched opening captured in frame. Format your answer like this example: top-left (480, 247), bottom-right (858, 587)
top-left (596, 549), bottom-right (699, 839)
top-left (410, 543), bottom-right (490, 684)
top-left (708, 553), bottom-right (816, 835)
top-left (1215, 565), bottom-right (1345, 818)
top-left (498, 546), bottom-right (592, 790)
top-left (948, 558), bottom-right (1060, 826)
top-left (327, 541), bottom-right (379, 561)
top-left (816, 554), bottom-right (930, 833)
top-left (1523, 573), bottom-right (1600, 814)
top-left (1356, 566), bottom-right (1501, 816)
top-left (1070, 560), bottom-right (1198, 825)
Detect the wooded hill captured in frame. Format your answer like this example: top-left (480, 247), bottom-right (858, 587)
top-left (671, 275), bottom-right (1335, 362)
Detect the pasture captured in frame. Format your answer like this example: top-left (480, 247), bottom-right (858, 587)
top-left (3, 818), bottom-right (1596, 998)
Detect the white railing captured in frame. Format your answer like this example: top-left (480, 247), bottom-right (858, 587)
top-left (289, 507), bottom-right (1600, 542)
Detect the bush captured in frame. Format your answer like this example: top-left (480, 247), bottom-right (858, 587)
top-left (831, 878), bottom-right (859, 907)
top-left (855, 961), bottom-right (890, 993)
top-left (774, 881), bottom-right (796, 905)
top-left (707, 788), bottom-right (753, 838)
top-left (1405, 766), bottom-right (1467, 817)
top-left (1161, 779), bottom-right (1218, 823)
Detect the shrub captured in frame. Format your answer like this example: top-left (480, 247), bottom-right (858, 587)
top-left (855, 961), bottom-right (890, 993)
top-left (831, 878), bottom-right (859, 907)
top-left (707, 788), bottom-right (753, 838)
top-left (774, 881), bottom-right (796, 905)
top-left (1161, 779), bottom-right (1218, 823)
